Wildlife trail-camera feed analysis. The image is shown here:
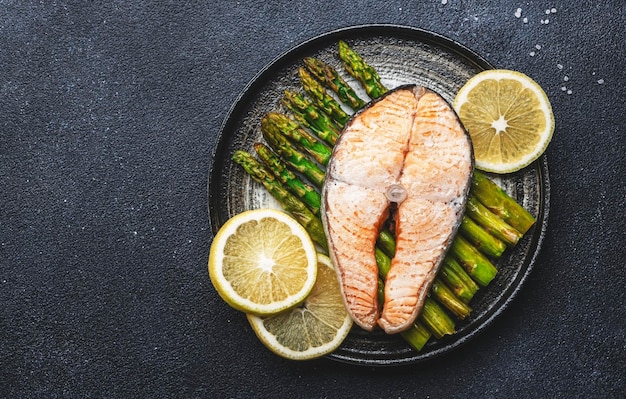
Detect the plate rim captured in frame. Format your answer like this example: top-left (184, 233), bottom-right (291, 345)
top-left (207, 24), bottom-right (550, 366)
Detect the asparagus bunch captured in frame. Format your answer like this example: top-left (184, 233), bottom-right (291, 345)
top-left (231, 40), bottom-right (536, 351)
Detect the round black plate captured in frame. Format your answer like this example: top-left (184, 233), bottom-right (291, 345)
top-left (208, 25), bottom-right (550, 366)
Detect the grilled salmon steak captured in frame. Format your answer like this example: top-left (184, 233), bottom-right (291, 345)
top-left (321, 85), bottom-right (473, 333)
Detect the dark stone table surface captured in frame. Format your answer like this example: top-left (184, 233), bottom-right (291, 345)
top-left (1, 1), bottom-right (624, 397)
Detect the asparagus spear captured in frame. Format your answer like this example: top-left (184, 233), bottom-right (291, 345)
top-left (282, 90), bottom-right (341, 146)
top-left (254, 143), bottom-right (321, 216)
top-left (400, 321), bottom-right (432, 352)
top-left (261, 122), bottom-right (326, 188)
top-left (450, 235), bottom-right (498, 287)
top-left (232, 150), bottom-right (328, 252)
top-left (459, 215), bottom-right (507, 258)
top-left (466, 195), bottom-right (523, 247)
top-left (419, 297), bottom-right (457, 339)
top-left (299, 67), bottom-right (350, 127)
top-left (471, 170), bottom-right (536, 234)
top-left (431, 278), bottom-right (472, 319)
top-left (440, 256), bottom-right (479, 304)
top-left (375, 228), bottom-right (396, 258)
top-left (261, 112), bottom-right (332, 166)
top-left (303, 56), bottom-right (367, 110)
top-left (338, 40), bottom-right (388, 99)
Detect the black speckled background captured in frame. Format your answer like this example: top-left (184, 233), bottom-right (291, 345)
top-left (1, 1), bottom-right (624, 397)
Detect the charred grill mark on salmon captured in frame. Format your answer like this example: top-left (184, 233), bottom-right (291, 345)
top-left (322, 85), bottom-right (473, 333)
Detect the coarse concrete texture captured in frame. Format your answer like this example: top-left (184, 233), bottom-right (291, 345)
top-left (1, 1), bottom-right (624, 397)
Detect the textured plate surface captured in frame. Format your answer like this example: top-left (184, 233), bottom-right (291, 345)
top-left (208, 25), bottom-right (550, 366)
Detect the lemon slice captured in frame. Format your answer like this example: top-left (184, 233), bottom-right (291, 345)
top-left (247, 254), bottom-right (353, 360)
top-left (208, 208), bottom-right (318, 315)
top-left (453, 69), bottom-right (555, 173)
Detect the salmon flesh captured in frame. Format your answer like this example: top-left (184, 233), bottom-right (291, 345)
top-left (321, 85), bottom-right (473, 333)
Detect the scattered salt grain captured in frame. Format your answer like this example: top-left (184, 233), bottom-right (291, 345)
top-left (529, 51), bottom-right (536, 56)
top-left (523, 17), bottom-right (528, 23)
top-left (535, 44), bottom-right (542, 50)
top-left (441, 0), bottom-right (447, 4)
top-left (551, 8), bottom-right (557, 13)
top-left (597, 79), bottom-right (605, 84)
top-left (545, 9), bottom-right (551, 14)
top-left (561, 86), bottom-right (567, 91)
top-left (557, 64), bottom-right (564, 70)
top-left (567, 89), bottom-right (572, 95)
top-left (563, 76), bottom-right (569, 81)
top-left (515, 8), bottom-right (522, 18)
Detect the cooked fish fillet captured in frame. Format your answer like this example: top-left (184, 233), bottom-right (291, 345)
top-left (322, 85), bottom-right (473, 333)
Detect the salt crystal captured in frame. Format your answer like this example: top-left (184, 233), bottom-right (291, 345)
top-left (529, 51), bottom-right (536, 56)
top-left (557, 64), bottom-right (564, 70)
top-left (545, 19), bottom-right (550, 24)
top-left (441, 0), bottom-right (447, 4)
top-left (561, 86), bottom-right (567, 91)
top-left (551, 8), bottom-right (557, 13)
top-left (535, 44), bottom-right (542, 50)
top-left (597, 79), bottom-right (605, 84)
top-left (515, 8), bottom-right (522, 18)
top-left (545, 9), bottom-right (551, 14)
top-left (523, 17), bottom-right (528, 23)
top-left (567, 89), bottom-right (572, 95)
top-left (564, 76), bottom-right (569, 81)
top-left (540, 19), bottom-right (545, 24)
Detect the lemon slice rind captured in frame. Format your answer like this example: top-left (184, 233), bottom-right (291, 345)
top-left (208, 208), bottom-right (318, 315)
top-left (454, 69), bottom-right (555, 174)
